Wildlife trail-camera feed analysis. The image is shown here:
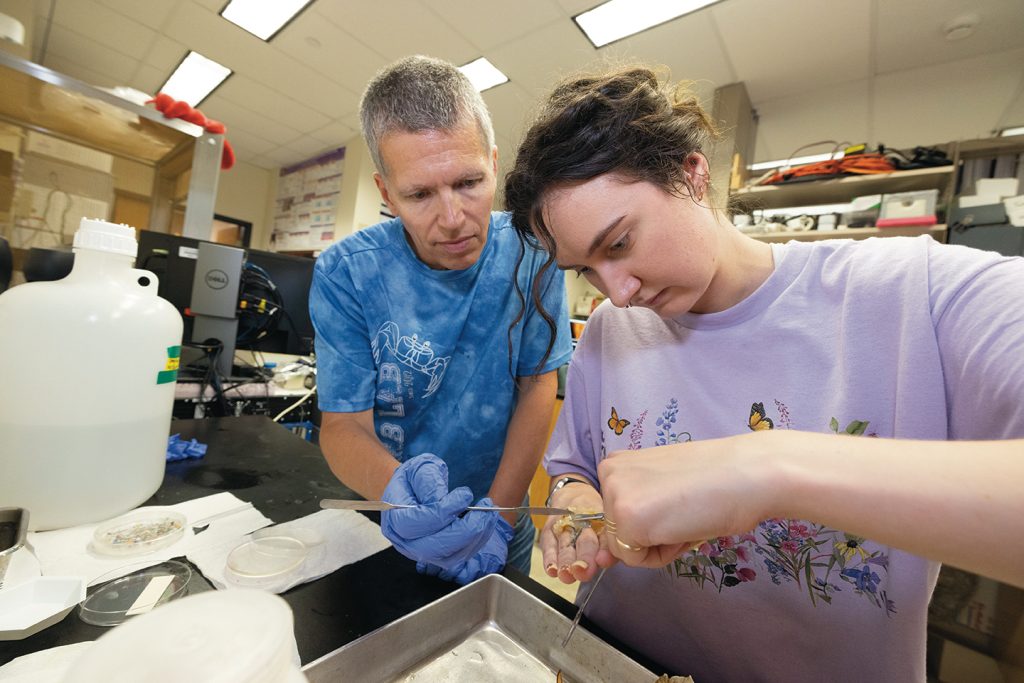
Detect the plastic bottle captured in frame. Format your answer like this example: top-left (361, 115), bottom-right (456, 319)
top-left (64, 589), bottom-right (308, 683)
top-left (0, 219), bottom-right (183, 531)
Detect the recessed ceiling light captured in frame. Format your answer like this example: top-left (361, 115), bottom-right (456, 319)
top-left (159, 51), bottom-right (231, 107)
top-left (1000, 126), bottom-right (1024, 137)
top-left (458, 57), bottom-right (509, 93)
top-left (574, 0), bottom-right (722, 48)
top-left (221, 0), bottom-right (313, 41)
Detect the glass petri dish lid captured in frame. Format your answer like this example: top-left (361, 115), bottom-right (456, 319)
top-left (91, 507), bottom-right (186, 558)
top-left (79, 560), bottom-right (192, 627)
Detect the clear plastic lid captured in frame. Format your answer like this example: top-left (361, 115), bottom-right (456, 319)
top-left (91, 508), bottom-right (186, 558)
top-left (79, 560), bottom-right (191, 627)
top-left (224, 535), bottom-right (307, 589)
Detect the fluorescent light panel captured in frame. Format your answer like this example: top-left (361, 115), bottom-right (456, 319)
top-left (1000, 125), bottom-right (1024, 137)
top-left (160, 51), bottom-right (231, 107)
top-left (748, 152), bottom-right (844, 172)
top-left (459, 58), bottom-right (508, 93)
top-left (574, 0), bottom-right (720, 48)
top-left (221, 0), bottom-right (313, 41)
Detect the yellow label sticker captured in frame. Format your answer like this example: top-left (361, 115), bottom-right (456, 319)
top-left (157, 345), bottom-right (182, 385)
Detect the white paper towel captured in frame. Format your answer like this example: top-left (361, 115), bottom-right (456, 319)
top-left (187, 509), bottom-right (392, 594)
top-left (27, 493), bottom-right (272, 586)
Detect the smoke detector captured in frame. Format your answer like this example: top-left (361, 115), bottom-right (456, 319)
top-left (943, 14), bottom-right (979, 41)
top-left (0, 12), bottom-right (25, 45)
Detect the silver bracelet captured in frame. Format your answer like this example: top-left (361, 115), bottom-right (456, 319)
top-left (545, 475), bottom-right (590, 507)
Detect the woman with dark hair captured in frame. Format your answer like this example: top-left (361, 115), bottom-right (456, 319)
top-left (505, 66), bottom-right (1024, 681)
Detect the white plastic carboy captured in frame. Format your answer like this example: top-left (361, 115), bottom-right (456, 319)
top-left (0, 218), bottom-right (184, 530)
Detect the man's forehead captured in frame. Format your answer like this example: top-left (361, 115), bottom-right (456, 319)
top-left (381, 130), bottom-right (492, 185)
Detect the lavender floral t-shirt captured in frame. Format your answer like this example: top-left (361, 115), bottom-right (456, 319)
top-left (547, 236), bottom-right (1024, 681)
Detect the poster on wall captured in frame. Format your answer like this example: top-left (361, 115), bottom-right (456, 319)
top-left (271, 146), bottom-right (344, 252)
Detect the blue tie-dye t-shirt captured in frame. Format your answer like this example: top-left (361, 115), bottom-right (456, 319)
top-left (311, 211), bottom-right (571, 498)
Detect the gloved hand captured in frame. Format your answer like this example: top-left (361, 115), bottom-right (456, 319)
top-left (380, 453), bottom-right (496, 570)
top-left (416, 498), bottom-right (515, 585)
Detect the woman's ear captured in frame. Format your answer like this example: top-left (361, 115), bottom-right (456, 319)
top-left (683, 153), bottom-right (710, 201)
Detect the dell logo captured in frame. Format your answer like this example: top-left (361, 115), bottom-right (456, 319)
top-left (205, 269), bottom-right (229, 289)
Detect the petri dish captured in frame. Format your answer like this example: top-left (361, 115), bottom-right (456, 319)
top-left (91, 508), bottom-right (186, 558)
top-left (224, 536), bottom-right (307, 589)
top-left (79, 560), bottom-right (192, 627)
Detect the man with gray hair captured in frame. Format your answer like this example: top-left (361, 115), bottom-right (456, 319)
top-left (310, 55), bottom-right (571, 583)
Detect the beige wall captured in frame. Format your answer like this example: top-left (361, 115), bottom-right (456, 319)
top-left (214, 159), bottom-right (274, 248)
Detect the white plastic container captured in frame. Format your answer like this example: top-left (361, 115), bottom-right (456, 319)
top-left (0, 219), bottom-right (183, 531)
top-left (64, 589), bottom-right (307, 683)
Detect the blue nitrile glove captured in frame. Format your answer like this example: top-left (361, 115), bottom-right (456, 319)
top-left (380, 454), bottom-right (496, 571)
top-left (415, 498), bottom-right (515, 585)
top-left (166, 433), bottom-right (207, 462)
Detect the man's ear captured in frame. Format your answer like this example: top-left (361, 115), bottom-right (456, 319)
top-left (490, 145), bottom-right (498, 176)
top-left (374, 172), bottom-right (397, 215)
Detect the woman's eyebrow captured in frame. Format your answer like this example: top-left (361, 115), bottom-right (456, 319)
top-left (587, 216), bottom-right (625, 257)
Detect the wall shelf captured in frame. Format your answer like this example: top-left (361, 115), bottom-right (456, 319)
top-left (748, 224), bottom-right (947, 243)
top-left (733, 166), bottom-right (954, 210)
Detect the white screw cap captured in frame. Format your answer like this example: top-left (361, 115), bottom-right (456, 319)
top-left (73, 218), bottom-right (138, 257)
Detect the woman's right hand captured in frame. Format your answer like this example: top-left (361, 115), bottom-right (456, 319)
top-left (539, 478), bottom-right (608, 584)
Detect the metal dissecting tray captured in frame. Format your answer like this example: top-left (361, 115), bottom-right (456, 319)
top-left (302, 574), bottom-right (656, 682)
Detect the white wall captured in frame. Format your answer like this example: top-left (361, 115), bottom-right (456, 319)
top-left (335, 134), bottom-right (383, 241)
top-left (214, 159), bottom-right (274, 249)
top-left (753, 46), bottom-right (1024, 162)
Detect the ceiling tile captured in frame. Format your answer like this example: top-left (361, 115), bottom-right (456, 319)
top-left (273, 9), bottom-right (389, 93)
top-left (146, 36), bottom-right (190, 76)
top-left (555, 0), bottom-right (598, 16)
top-left (482, 82), bottom-right (539, 155)
top-left (200, 93), bottom-right (304, 144)
top-left (47, 0), bottom-right (158, 61)
top-left (715, 0), bottom-right (872, 102)
top-left (604, 10), bottom-right (734, 90)
top-left (43, 55), bottom-right (118, 91)
top-left (260, 145), bottom-right (313, 168)
top-left (215, 75), bottom-right (330, 134)
top-left (307, 121), bottom-right (360, 148)
top-left (876, 0), bottom-right (1024, 75)
top-left (160, 0), bottom-right (253, 69)
top-left (39, 23), bottom-right (137, 85)
top-left (421, 0), bottom-right (564, 52)
top-left (191, 0), bottom-right (227, 12)
top-left (130, 64), bottom-right (171, 96)
top-left (487, 19), bottom-right (597, 97)
top-left (95, 0), bottom-right (179, 31)
top-left (250, 52), bottom-right (360, 120)
top-left (313, 1), bottom-right (478, 64)
top-left (223, 127), bottom-right (279, 157)
top-left (279, 134), bottom-right (338, 160)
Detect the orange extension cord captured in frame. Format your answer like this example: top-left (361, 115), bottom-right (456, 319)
top-left (759, 153), bottom-right (895, 185)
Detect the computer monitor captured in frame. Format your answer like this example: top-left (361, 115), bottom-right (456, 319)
top-left (135, 230), bottom-right (316, 359)
top-left (240, 249), bottom-right (316, 357)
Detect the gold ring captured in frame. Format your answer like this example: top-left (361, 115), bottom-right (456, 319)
top-left (615, 536), bottom-right (643, 552)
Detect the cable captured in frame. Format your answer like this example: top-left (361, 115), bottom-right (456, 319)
top-left (236, 261), bottom-right (285, 347)
top-left (272, 384), bottom-right (317, 423)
